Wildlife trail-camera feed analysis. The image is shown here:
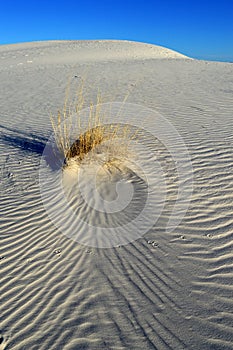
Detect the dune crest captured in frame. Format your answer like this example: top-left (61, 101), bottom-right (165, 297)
top-left (0, 40), bottom-right (190, 64)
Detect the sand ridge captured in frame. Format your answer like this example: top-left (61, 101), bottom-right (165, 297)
top-left (0, 40), bottom-right (190, 69)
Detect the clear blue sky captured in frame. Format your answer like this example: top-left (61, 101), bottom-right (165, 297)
top-left (0, 0), bottom-right (232, 62)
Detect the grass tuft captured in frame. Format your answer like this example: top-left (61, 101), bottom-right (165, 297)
top-left (50, 80), bottom-right (137, 168)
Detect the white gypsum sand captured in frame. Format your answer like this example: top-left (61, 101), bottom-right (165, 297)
top-left (0, 40), bottom-right (233, 349)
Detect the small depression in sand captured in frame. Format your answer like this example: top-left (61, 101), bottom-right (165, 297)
top-left (62, 142), bottom-right (150, 227)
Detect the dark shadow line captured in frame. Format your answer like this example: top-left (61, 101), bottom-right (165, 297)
top-left (1, 134), bottom-right (46, 155)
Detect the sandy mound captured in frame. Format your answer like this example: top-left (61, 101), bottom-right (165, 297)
top-left (0, 39), bottom-right (190, 66)
top-left (0, 40), bottom-right (233, 349)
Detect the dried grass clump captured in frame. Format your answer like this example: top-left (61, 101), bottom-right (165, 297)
top-left (50, 80), bottom-right (136, 166)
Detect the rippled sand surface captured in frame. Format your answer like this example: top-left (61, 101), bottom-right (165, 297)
top-left (0, 40), bottom-right (233, 349)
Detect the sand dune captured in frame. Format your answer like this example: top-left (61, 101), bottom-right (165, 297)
top-left (0, 40), bottom-right (233, 349)
top-left (0, 40), bottom-right (189, 65)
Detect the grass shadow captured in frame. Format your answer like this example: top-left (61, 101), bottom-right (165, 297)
top-left (0, 124), bottom-right (47, 155)
top-left (0, 124), bottom-right (64, 171)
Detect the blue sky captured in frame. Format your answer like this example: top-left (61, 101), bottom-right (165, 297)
top-left (0, 0), bottom-right (232, 61)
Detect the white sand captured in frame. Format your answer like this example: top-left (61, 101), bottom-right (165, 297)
top-left (0, 40), bottom-right (233, 349)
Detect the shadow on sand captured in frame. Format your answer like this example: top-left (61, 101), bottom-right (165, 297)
top-left (0, 124), bottom-right (47, 155)
top-left (0, 124), bottom-right (63, 170)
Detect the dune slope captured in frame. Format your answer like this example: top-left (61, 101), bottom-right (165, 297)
top-left (0, 41), bottom-right (233, 350)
